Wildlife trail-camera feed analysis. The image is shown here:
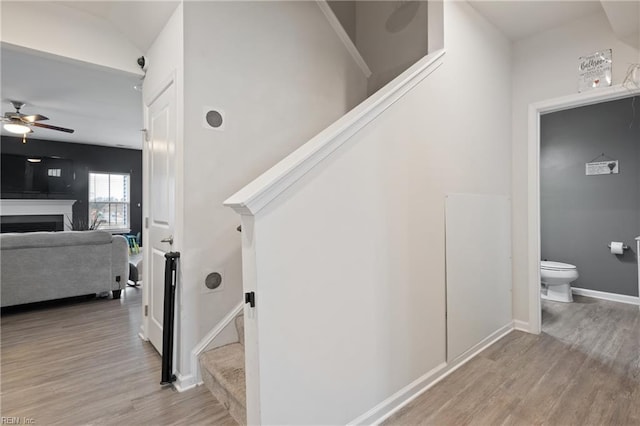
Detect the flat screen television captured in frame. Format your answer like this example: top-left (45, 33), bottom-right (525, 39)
top-left (1, 154), bottom-right (75, 198)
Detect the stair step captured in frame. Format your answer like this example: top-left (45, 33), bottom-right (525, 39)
top-left (200, 343), bottom-right (246, 425)
top-left (235, 314), bottom-right (244, 347)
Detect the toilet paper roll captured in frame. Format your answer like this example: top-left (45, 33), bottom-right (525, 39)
top-left (610, 241), bottom-right (624, 255)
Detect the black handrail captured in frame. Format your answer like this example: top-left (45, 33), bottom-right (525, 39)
top-left (160, 251), bottom-right (180, 385)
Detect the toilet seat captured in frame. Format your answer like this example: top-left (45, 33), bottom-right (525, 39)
top-left (541, 261), bottom-right (576, 271)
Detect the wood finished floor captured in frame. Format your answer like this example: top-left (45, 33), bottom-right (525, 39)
top-left (385, 295), bottom-right (640, 425)
top-left (1, 287), bottom-right (237, 426)
top-left (4, 291), bottom-right (638, 425)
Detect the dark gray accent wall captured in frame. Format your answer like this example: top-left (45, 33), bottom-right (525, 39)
top-left (540, 96), bottom-right (640, 297)
top-left (1, 136), bottom-right (143, 238)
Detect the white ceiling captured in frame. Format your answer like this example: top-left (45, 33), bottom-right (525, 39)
top-left (1, 45), bottom-right (144, 149)
top-left (469, 1), bottom-right (604, 41)
top-left (57, 1), bottom-right (179, 53)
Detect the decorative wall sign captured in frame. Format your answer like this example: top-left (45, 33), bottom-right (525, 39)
top-left (578, 49), bottom-right (612, 92)
top-left (586, 160), bottom-right (618, 176)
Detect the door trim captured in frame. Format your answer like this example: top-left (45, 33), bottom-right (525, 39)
top-left (526, 84), bottom-right (640, 334)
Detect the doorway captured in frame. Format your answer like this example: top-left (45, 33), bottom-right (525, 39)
top-left (528, 85), bottom-right (640, 333)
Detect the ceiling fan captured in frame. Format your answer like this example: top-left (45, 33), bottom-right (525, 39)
top-left (2, 101), bottom-right (74, 142)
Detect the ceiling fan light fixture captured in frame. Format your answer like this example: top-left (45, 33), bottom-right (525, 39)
top-left (3, 122), bottom-right (31, 134)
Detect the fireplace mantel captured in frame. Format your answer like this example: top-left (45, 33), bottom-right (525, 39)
top-left (0, 199), bottom-right (76, 231)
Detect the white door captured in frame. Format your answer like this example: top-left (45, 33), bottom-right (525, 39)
top-left (145, 81), bottom-right (177, 354)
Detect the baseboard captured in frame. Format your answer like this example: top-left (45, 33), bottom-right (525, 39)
top-left (174, 373), bottom-right (197, 392)
top-left (189, 301), bottom-right (244, 385)
top-left (446, 322), bottom-right (514, 367)
top-left (572, 287), bottom-right (639, 306)
top-left (138, 323), bottom-right (149, 342)
top-left (348, 323), bottom-right (514, 425)
top-left (347, 361), bottom-right (447, 426)
top-left (512, 320), bottom-right (531, 332)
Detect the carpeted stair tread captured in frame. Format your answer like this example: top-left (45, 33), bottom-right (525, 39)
top-left (200, 343), bottom-right (246, 425)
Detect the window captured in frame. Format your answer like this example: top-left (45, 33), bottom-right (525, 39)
top-left (88, 172), bottom-right (130, 231)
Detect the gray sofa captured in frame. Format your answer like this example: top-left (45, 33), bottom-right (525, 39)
top-left (1, 231), bottom-right (129, 307)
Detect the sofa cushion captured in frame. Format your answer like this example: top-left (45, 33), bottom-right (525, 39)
top-left (1, 230), bottom-right (112, 250)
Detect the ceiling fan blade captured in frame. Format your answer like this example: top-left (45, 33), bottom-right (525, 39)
top-left (31, 122), bottom-right (75, 133)
top-left (22, 114), bottom-right (49, 122)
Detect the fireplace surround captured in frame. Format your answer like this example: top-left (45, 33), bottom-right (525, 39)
top-left (0, 199), bottom-right (75, 232)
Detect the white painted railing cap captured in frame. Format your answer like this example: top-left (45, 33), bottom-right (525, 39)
top-left (223, 49), bottom-right (446, 216)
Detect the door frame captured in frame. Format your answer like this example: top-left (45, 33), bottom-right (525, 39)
top-left (140, 101), bottom-right (150, 342)
top-left (526, 84), bottom-right (640, 334)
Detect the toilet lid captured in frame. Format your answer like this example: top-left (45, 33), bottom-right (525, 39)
top-left (541, 261), bottom-right (577, 271)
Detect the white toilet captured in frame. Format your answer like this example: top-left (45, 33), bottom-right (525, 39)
top-left (540, 261), bottom-right (579, 303)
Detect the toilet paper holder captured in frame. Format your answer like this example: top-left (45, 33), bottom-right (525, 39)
top-left (607, 243), bottom-right (629, 250)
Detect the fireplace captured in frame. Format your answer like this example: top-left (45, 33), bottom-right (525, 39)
top-left (1, 214), bottom-right (65, 233)
top-left (0, 199), bottom-right (75, 231)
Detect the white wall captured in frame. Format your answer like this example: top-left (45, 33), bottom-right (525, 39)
top-left (142, 6), bottom-right (184, 109)
top-left (180, 0), bottom-right (367, 375)
top-left (328, 1), bottom-right (356, 42)
top-left (601, 1), bottom-right (640, 50)
top-left (355, 1), bottom-right (429, 94)
top-left (1, 1), bottom-right (143, 75)
top-left (446, 194), bottom-right (512, 362)
top-left (233, 2), bottom-right (511, 423)
top-left (511, 10), bottom-right (640, 325)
